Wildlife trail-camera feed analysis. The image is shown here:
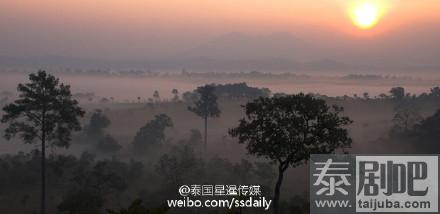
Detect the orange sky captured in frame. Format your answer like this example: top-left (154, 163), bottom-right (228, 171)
top-left (1, 0), bottom-right (439, 60)
top-left (2, 0), bottom-right (439, 32)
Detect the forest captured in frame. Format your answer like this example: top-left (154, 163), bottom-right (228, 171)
top-left (0, 70), bottom-right (439, 214)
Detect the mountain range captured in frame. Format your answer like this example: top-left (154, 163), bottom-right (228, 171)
top-left (1, 28), bottom-right (439, 72)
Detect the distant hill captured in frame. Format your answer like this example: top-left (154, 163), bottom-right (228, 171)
top-left (179, 32), bottom-right (313, 61)
top-left (1, 26), bottom-right (440, 72)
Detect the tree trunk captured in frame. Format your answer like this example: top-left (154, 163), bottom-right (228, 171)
top-left (273, 165), bottom-right (285, 214)
top-left (204, 115), bottom-right (208, 150)
top-left (41, 137), bottom-right (46, 214)
top-left (41, 113), bottom-right (46, 214)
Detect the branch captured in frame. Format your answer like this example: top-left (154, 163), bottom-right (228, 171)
top-left (25, 112), bottom-right (42, 124)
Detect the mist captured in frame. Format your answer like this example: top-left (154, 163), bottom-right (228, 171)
top-left (1, 1), bottom-right (440, 213)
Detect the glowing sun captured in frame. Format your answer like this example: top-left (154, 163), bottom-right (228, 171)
top-left (349, 1), bottom-right (385, 29)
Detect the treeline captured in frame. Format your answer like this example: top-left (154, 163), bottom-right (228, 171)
top-left (0, 68), bottom-right (423, 81)
top-left (0, 144), bottom-right (279, 213)
top-left (71, 82), bottom-right (271, 104)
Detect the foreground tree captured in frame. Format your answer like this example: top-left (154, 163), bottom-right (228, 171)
top-left (188, 85), bottom-right (221, 149)
top-left (1, 70), bottom-right (85, 214)
top-left (229, 93), bottom-right (352, 214)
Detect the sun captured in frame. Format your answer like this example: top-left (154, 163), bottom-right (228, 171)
top-left (349, 1), bottom-right (384, 29)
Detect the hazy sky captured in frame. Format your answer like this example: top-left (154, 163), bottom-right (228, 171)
top-left (1, 0), bottom-right (439, 64)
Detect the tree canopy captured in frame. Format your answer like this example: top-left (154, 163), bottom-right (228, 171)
top-left (1, 70), bottom-right (85, 214)
top-left (230, 94), bottom-right (352, 166)
top-left (86, 109), bottom-right (111, 138)
top-left (188, 85), bottom-right (221, 119)
top-left (132, 114), bottom-right (173, 151)
top-left (389, 87), bottom-right (405, 100)
top-left (229, 93), bottom-right (352, 214)
top-left (2, 70), bottom-right (85, 148)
